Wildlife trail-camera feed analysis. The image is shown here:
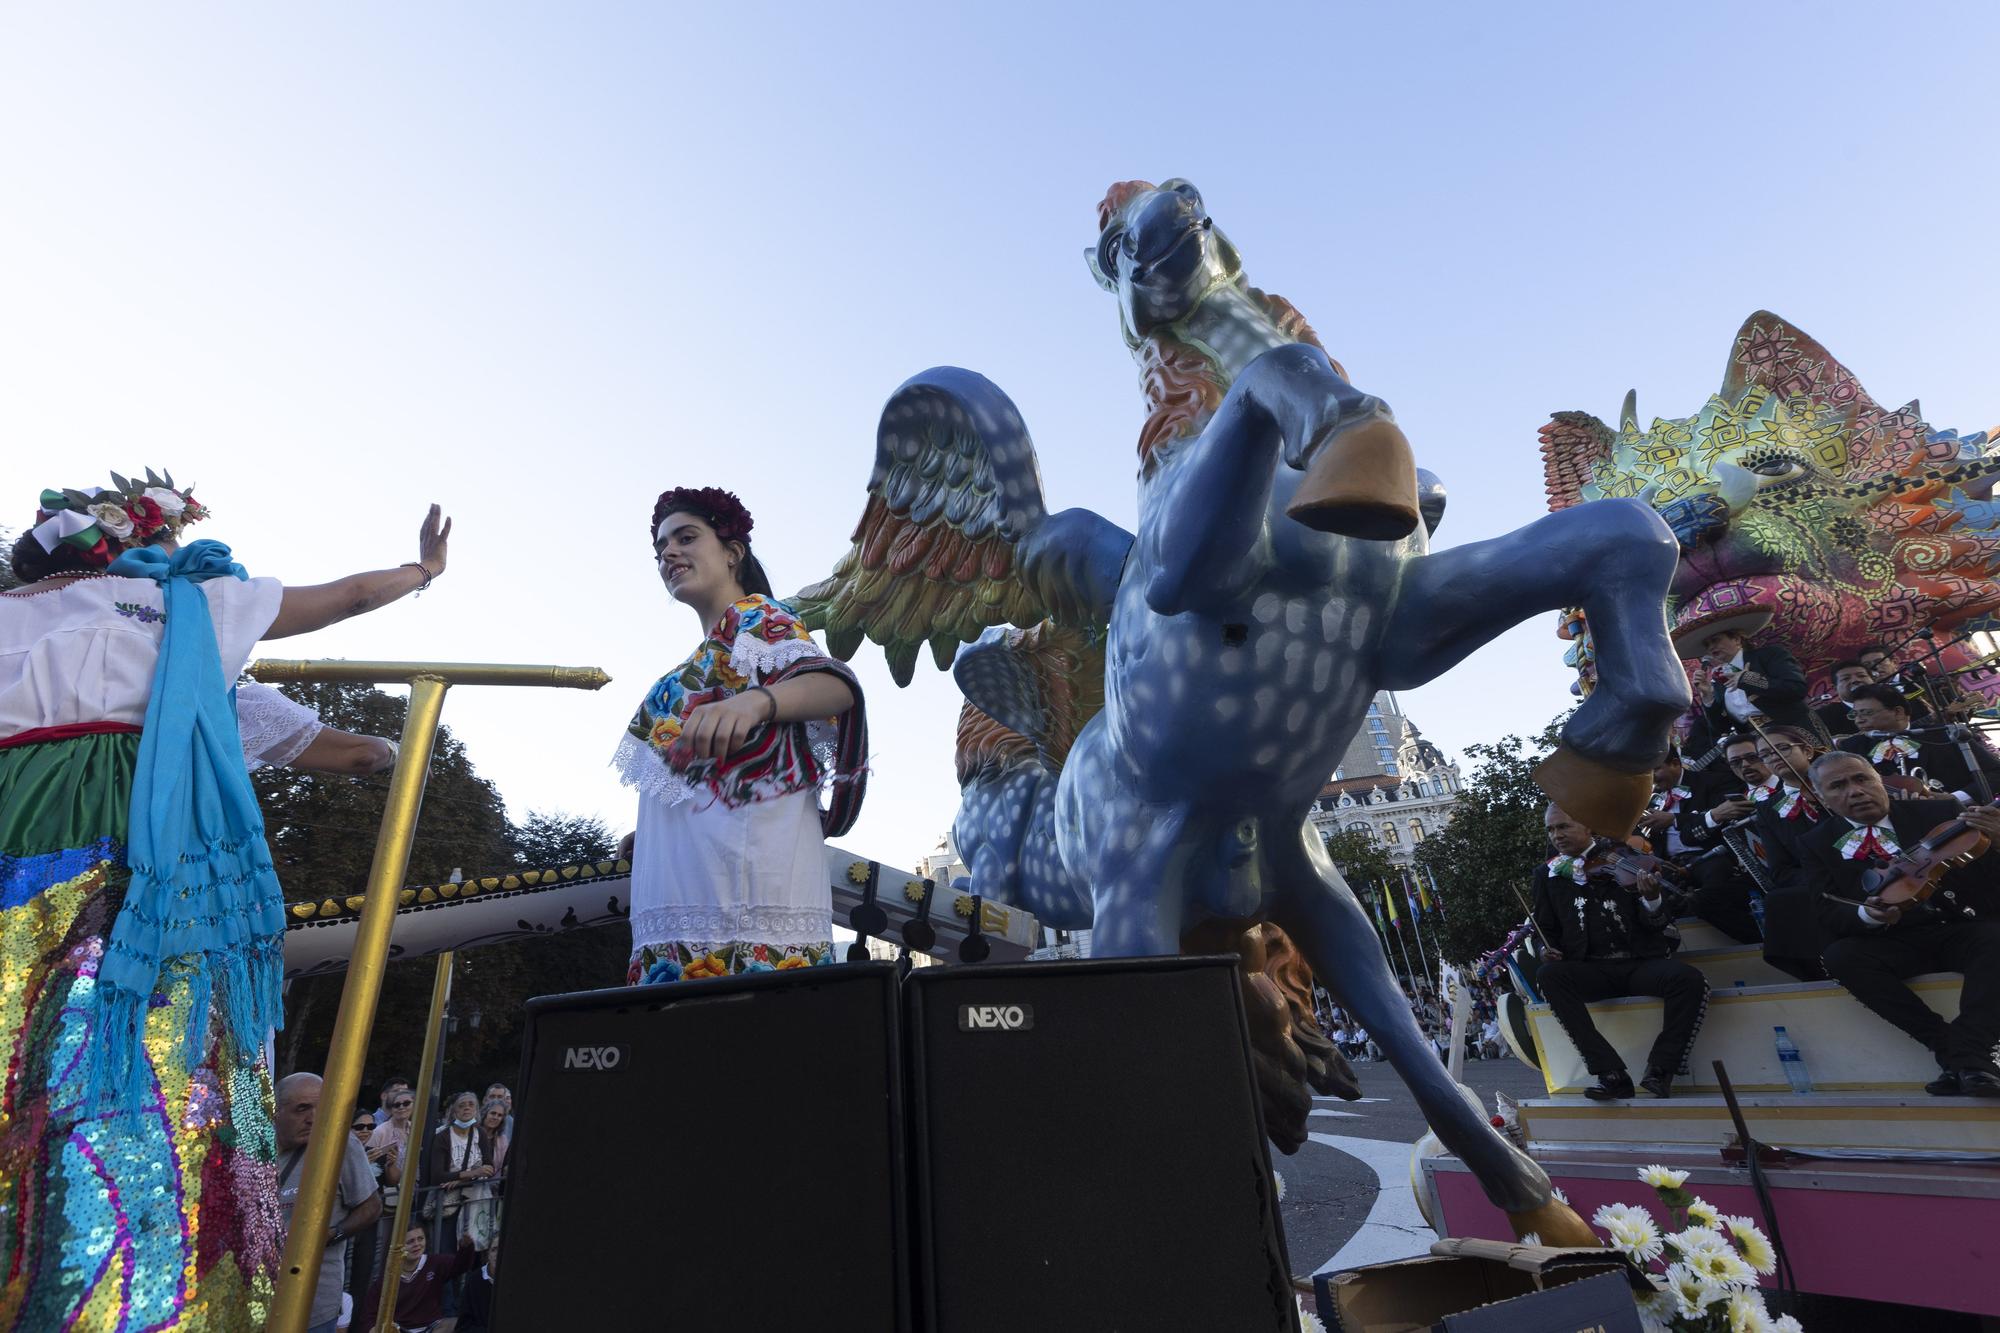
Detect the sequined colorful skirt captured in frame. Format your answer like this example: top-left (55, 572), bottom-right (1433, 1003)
top-left (0, 733), bottom-right (280, 1332)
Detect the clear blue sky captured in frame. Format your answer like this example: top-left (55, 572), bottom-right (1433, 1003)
top-left (5, 3), bottom-right (1995, 871)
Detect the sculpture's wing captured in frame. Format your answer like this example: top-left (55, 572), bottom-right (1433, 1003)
top-left (1539, 410), bottom-right (1615, 512)
top-left (797, 367), bottom-right (1129, 685)
top-left (951, 622), bottom-right (1105, 776)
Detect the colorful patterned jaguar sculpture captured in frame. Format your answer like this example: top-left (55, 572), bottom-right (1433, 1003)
top-left (1543, 312), bottom-right (2000, 693)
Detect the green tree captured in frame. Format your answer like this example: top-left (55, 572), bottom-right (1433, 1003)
top-left (1415, 714), bottom-right (1569, 963)
top-left (265, 685), bottom-right (629, 1104)
top-left (1322, 826), bottom-right (1396, 888)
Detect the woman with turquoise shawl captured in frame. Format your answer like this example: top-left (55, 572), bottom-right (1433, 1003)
top-left (0, 478), bottom-right (451, 1333)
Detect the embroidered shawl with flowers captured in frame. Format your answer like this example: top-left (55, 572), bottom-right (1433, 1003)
top-left (612, 595), bottom-right (867, 833)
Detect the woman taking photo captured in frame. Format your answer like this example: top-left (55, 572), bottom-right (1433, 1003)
top-left (0, 475), bottom-right (450, 1330)
top-left (615, 487), bottom-right (867, 983)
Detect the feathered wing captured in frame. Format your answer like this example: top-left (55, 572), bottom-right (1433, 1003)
top-left (1539, 410), bottom-right (1616, 512)
top-left (796, 366), bottom-right (1128, 685)
top-left (951, 623), bottom-right (1106, 776)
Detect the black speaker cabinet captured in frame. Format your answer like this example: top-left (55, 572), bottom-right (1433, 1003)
top-left (492, 963), bottom-right (908, 1332)
top-left (905, 956), bottom-right (1296, 1332)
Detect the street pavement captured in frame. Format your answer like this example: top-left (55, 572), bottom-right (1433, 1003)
top-left (1273, 1058), bottom-right (1550, 1279)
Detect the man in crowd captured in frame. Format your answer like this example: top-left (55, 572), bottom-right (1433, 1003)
top-left (1861, 640), bottom-right (1937, 704)
top-left (372, 1074), bottom-right (412, 1127)
top-left (1813, 658), bottom-right (1880, 740)
top-left (1534, 805), bottom-right (1709, 1100)
top-left (484, 1081), bottom-right (515, 1140)
top-left (1837, 683), bottom-right (2000, 801)
top-left (1800, 752), bottom-right (2000, 1097)
top-left (1745, 726), bottom-right (1833, 979)
top-left (1679, 609), bottom-right (1813, 734)
top-left (276, 1072), bottom-right (384, 1333)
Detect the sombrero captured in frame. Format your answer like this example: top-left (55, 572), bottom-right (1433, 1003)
top-left (1670, 603), bottom-right (1774, 658)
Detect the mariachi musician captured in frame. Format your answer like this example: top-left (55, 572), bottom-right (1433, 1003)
top-left (1640, 744), bottom-right (1763, 946)
top-left (1836, 683), bottom-right (2000, 803)
top-left (1532, 805), bottom-right (1708, 1101)
top-left (1811, 658), bottom-right (1880, 741)
top-left (1798, 752), bottom-right (2000, 1098)
top-left (1741, 726), bottom-right (1833, 981)
top-left (1679, 608), bottom-right (1815, 735)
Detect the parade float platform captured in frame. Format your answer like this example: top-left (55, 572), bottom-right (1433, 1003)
top-left (1431, 920), bottom-right (2000, 1317)
top-left (281, 846), bottom-right (1041, 978)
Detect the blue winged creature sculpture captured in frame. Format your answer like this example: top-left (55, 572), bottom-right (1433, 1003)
top-left (798, 179), bottom-right (1688, 1242)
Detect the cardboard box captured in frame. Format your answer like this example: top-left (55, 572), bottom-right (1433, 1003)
top-left (1315, 1238), bottom-right (1647, 1332)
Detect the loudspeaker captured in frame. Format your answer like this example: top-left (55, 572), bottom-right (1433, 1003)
top-left (493, 963), bottom-right (908, 1332)
top-left (905, 956), bottom-right (1296, 1332)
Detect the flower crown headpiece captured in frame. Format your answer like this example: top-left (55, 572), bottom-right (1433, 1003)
top-left (651, 486), bottom-right (753, 547)
top-left (31, 468), bottom-right (210, 567)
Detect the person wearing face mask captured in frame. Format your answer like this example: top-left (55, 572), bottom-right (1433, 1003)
top-left (423, 1092), bottom-right (496, 1251)
top-left (614, 488), bottom-right (868, 984)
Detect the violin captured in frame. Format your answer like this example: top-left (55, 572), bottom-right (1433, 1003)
top-left (1582, 842), bottom-right (1688, 892)
top-left (1863, 799), bottom-right (1999, 907)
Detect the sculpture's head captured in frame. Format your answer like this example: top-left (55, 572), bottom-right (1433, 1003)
top-left (1088, 178), bottom-right (1243, 342)
top-left (1543, 312), bottom-right (2000, 690)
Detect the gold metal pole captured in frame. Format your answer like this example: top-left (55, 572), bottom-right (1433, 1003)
top-left (271, 675), bottom-right (451, 1333)
top-left (372, 950), bottom-right (455, 1333)
top-left (251, 659), bottom-right (611, 691)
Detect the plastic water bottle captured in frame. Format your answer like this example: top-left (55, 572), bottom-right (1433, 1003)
top-left (1774, 1026), bottom-right (1812, 1094)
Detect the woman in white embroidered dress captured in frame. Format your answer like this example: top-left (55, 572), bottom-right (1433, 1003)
top-left (615, 487), bottom-right (866, 983)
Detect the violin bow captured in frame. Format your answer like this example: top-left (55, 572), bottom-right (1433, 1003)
top-left (1507, 881), bottom-right (1554, 950)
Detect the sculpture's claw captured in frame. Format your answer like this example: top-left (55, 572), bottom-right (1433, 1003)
top-left (1533, 743), bottom-right (1652, 838)
top-left (1285, 417), bottom-right (1422, 541)
top-left (1505, 1198), bottom-right (1599, 1248)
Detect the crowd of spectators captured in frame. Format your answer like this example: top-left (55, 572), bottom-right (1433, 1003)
top-left (1314, 975), bottom-right (1507, 1066)
top-left (274, 1069), bottom-right (517, 1332)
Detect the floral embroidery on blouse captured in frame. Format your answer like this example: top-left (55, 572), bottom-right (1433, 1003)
top-left (613, 595), bottom-right (827, 810)
top-left (113, 601), bottom-right (165, 624)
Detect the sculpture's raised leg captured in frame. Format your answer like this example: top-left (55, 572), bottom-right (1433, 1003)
top-left (1378, 499), bottom-right (1688, 834)
top-left (1269, 829), bottom-right (1594, 1242)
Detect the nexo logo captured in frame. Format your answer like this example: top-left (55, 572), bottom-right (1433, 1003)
top-left (562, 1045), bottom-right (626, 1071)
top-left (958, 1003), bottom-right (1033, 1032)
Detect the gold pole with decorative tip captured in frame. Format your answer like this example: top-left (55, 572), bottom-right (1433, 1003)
top-left (265, 659), bottom-right (610, 1333)
top-left (372, 950), bottom-right (455, 1333)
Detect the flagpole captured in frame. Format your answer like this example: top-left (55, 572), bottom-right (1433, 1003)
top-left (1402, 871), bottom-right (1435, 987)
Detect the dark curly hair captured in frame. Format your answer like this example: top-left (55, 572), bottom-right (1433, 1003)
top-left (650, 488), bottom-right (772, 598)
top-left (10, 529), bottom-right (96, 585)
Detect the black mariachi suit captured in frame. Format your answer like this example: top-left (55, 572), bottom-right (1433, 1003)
top-left (1702, 642), bottom-right (1812, 734)
top-left (1799, 799), bottom-right (2000, 1075)
top-left (1835, 732), bottom-right (2000, 801)
top-left (1531, 846), bottom-right (1709, 1078)
top-left (1656, 787), bottom-right (1764, 946)
top-left (1748, 786), bottom-right (1830, 978)
top-left (1814, 698), bottom-right (1858, 740)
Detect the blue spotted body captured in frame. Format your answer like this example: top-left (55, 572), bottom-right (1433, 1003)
top-left (801, 179), bottom-right (1689, 1217)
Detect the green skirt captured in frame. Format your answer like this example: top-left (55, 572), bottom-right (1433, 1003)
top-left (0, 732), bottom-right (280, 1331)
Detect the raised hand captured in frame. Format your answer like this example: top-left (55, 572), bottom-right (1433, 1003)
top-left (418, 504), bottom-right (452, 578)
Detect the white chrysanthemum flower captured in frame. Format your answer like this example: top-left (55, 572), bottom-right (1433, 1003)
top-left (1635, 1292), bottom-right (1676, 1333)
top-left (1726, 1288), bottom-right (1773, 1332)
top-left (1552, 1185), bottom-right (1568, 1204)
top-left (1686, 1198), bottom-right (1720, 1228)
top-left (1518, 1231), bottom-right (1541, 1246)
top-left (1640, 1164), bottom-right (1690, 1190)
top-left (1664, 1262), bottom-right (1727, 1320)
top-left (1688, 1243), bottom-right (1757, 1287)
top-left (1273, 1170), bottom-right (1286, 1202)
top-left (1720, 1214), bottom-right (1778, 1276)
top-left (1595, 1207), bottom-right (1664, 1264)
top-left (1296, 1297), bottom-right (1326, 1333)
top-left (1771, 1315), bottom-right (1804, 1333)
top-left (1665, 1225), bottom-right (1730, 1255)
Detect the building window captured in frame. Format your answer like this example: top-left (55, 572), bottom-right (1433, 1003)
top-left (1381, 823), bottom-right (1400, 844)
top-left (1409, 820), bottom-right (1425, 842)
top-left (1384, 762), bottom-right (1399, 776)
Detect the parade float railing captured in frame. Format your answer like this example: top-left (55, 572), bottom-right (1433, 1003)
top-left (249, 659), bottom-right (611, 1333)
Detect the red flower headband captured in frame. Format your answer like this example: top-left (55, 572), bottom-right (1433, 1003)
top-left (651, 487), bottom-right (753, 547)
